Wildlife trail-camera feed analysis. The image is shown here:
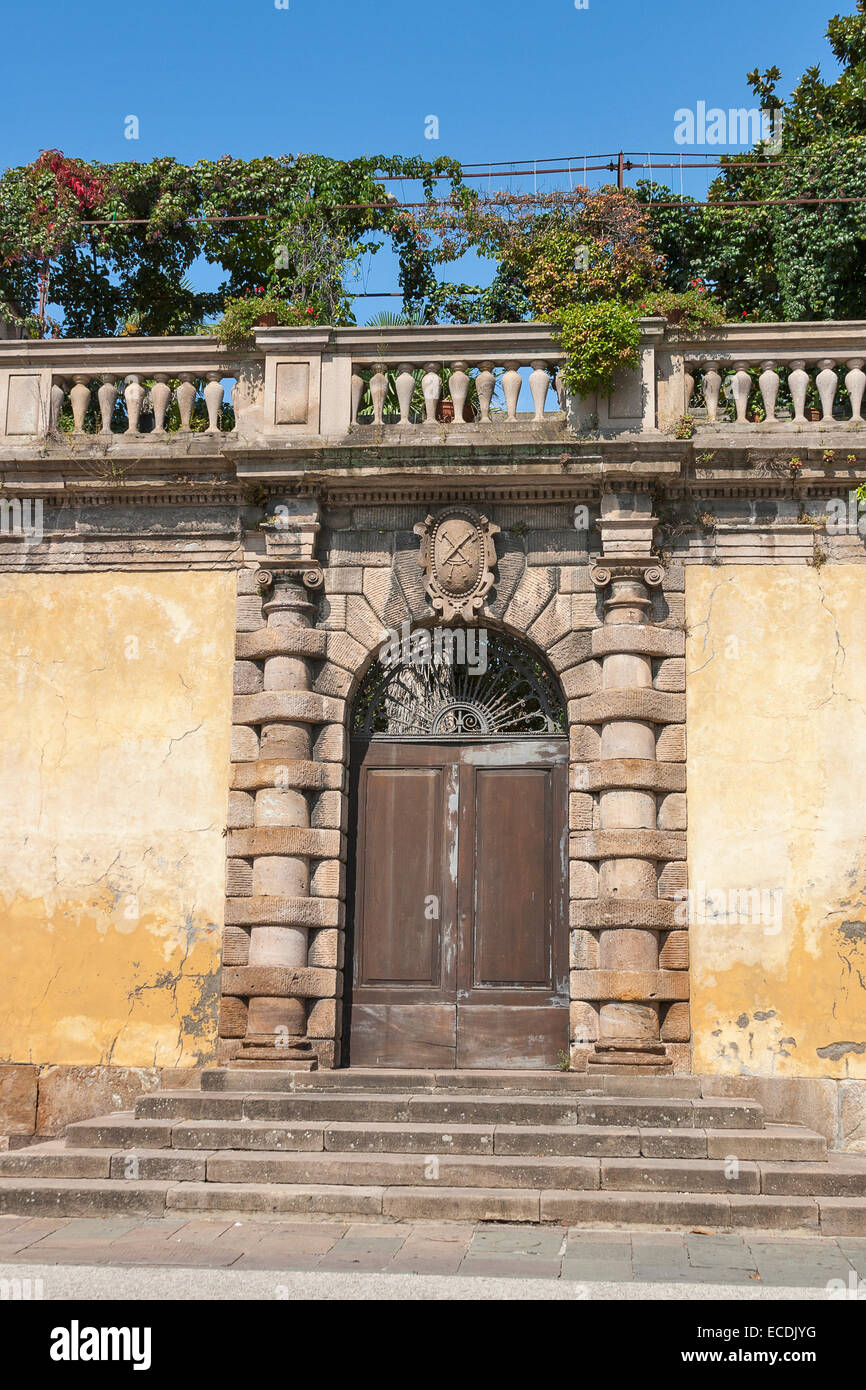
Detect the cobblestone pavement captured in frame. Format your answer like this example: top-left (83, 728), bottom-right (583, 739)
top-left (1, 1216), bottom-right (865, 1294)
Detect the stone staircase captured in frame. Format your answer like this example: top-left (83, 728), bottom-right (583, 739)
top-left (1, 1070), bottom-right (865, 1233)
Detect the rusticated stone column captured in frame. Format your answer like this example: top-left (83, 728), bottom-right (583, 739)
top-left (234, 565), bottom-right (320, 1066)
top-left (222, 497), bottom-right (339, 1070)
top-left (573, 491), bottom-right (687, 1073)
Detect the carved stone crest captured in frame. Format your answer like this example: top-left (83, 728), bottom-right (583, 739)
top-left (413, 507), bottom-right (500, 621)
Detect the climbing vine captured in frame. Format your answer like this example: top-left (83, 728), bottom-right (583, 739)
top-left (0, 152), bottom-right (472, 337)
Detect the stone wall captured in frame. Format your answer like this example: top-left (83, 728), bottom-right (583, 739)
top-left (0, 571), bottom-right (236, 1130)
top-left (687, 564), bottom-right (866, 1083)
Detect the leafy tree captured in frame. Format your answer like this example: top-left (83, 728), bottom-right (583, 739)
top-left (641, 2), bottom-right (866, 320)
top-left (0, 152), bottom-right (470, 337)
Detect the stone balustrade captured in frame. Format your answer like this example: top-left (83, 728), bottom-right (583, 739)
top-left (4, 320), bottom-right (866, 447)
top-left (346, 344), bottom-right (561, 428)
top-left (677, 322), bottom-right (866, 428)
top-left (0, 338), bottom-right (243, 442)
top-left (53, 370), bottom-right (232, 436)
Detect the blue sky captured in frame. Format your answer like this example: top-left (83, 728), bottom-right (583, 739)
top-left (0, 0), bottom-right (847, 317)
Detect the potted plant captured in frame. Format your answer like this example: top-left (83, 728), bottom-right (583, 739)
top-left (637, 283), bottom-right (726, 333)
top-left (216, 292), bottom-right (319, 350)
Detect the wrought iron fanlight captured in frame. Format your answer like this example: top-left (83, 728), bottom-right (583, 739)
top-left (352, 630), bottom-right (566, 739)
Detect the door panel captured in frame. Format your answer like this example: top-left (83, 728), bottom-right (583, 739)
top-left (470, 768), bottom-right (551, 988)
top-left (456, 751), bottom-right (568, 1067)
top-left (348, 747), bottom-right (458, 1067)
top-left (350, 1004), bottom-right (457, 1069)
top-left (348, 738), bottom-right (567, 1069)
top-left (359, 768), bottom-right (444, 987)
top-left (455, 1006), bottom-right (569, 1070)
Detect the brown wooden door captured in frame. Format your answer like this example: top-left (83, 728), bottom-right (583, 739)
top-left (347, 738), bottom-right (568, 1068)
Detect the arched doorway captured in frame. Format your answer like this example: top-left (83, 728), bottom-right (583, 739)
top-left (345, 630), bottom-right (569, 1069)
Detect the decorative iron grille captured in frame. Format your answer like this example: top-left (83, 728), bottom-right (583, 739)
top-left (352, 630), bottom-right (566, 739)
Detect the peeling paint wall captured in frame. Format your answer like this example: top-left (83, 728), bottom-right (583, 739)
top-left (0, 572), bottom-right (236, 1069)
top-left (687, 565), bottom-right (866, 1080)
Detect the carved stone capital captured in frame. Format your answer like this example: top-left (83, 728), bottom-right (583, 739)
top-left (589, 556), bottom-right (665, 590)
top-left (255, 560), bottom-right (324, 594)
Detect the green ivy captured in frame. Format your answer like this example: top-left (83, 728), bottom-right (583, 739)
top-left (0, 152), bottom-right (469, 337)
top-left (552, 300), bottom-right (642, 398)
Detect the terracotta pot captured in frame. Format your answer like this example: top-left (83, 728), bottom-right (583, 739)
top-left (807, 406), bottom-right (821, 422)
top-left (436, 398), bottom-right (477, 423)
top-left (257, 312), bottom-right (278, 328)
top-left (665, 308), bottom-right (685, 325)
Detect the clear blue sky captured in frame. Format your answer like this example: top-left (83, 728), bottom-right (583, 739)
top-left (0, 0), bottom-right (846, 315)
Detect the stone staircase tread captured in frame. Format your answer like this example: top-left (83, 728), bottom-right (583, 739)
top-left (37, 1116), bottom-right (830, 1163)
top-left (0, 1176), bottom-right (864, 1231)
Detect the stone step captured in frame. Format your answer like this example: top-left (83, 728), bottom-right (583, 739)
top-left (758, 1157), bottom-right (866, 1197)
top-left (0, 1178), bottom-right (168, 1218)
top-left (0, 1147), bottom-right (208, 1182)
top-left (1, 1177), bottom-right (863, 1233)
top-left (0, 1143), bottom-right (113, 1179)
top-left (2, 1139), bottom-right (850, 1194)
top-left (201, 1068), bottom-right (706, 1100)
top-left (62, 1116), bottom-right (827, 1162)
top-left (134, 1091), bottom-right (765, 1130)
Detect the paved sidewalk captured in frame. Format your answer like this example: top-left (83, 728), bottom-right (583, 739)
top-left (1, 1215), bottom-right (865, 1295)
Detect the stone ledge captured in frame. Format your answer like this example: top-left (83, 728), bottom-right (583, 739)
top-left (235, 629), bottom-right (328, 660)
top-left (591, 626), bottom-right (685, 659)
top-left (585, 759), bottom-right (686, 793)
top-left (574, 690), bottom-right (686, 725)
top-left (230, 759), bottom-right (345, 793)
top-left (570, 829), bottom-right (688, 861)
top-left (570, 969), bottom-right (691, 1001)
top-left (232, 691), bottom-right (344, 727)
top-left (221, 965), bottom-right (338, 999)
top-left (570, 899), bottom-right (681, 928)
top-left (226, 827), bottom-right (344, 860)
top-left (224, 897), bottom-right (342, 928)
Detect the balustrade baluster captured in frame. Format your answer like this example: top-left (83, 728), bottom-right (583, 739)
top-left (529, 360), bottom-right (550, 422)
top-left (123, 374), bottom-right (145, 434)
top-left (421, 362), bottom-right (442, 423)
top-left (150, 374), bottom-right (171, 433)
top-left (701, 361), bottom-right (722, 424)
top-left (816, 359), bottom-right (838, 422)
top-left (788, 359), bottom-right (810, 424)
top-left (684, 370), bottom-right (695, 414)
top-left (369, 362), bottom-right (388, 425)
top-left (204, 372), bottom-right (224, 432)
top-left (49, 378), bottom-right (67, 434)
top-left (176, 373), bottom-right (197, 431)
top-left (395, 363), bottom-right (415, 424)
top-left (475, 362), bottom-right (495, 422)
top-left (846, 358), bottom-right (866, 422)
top-left (350, 371), bottom-right (364, 425)
top-left (758, 360), bottom-right (780, 423)
top-left (448, 361), bottom-right (470, 423)
top-left (97, 377), bottom-right (117, 434)
top-left (502, 361), bottom-right (522, 422)
top-left (731, 361), bottom-right (752, 424)
top-left (70, 375), bottom-right (91, 433)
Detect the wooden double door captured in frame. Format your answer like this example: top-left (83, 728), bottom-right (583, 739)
top-left (346, 737), bottom-right (569, 1068)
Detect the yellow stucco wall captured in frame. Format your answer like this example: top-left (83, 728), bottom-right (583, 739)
top-left (0, 571), bottom-right (236, 1068)
top-left (687, 565), bottom-right (866, 1080)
